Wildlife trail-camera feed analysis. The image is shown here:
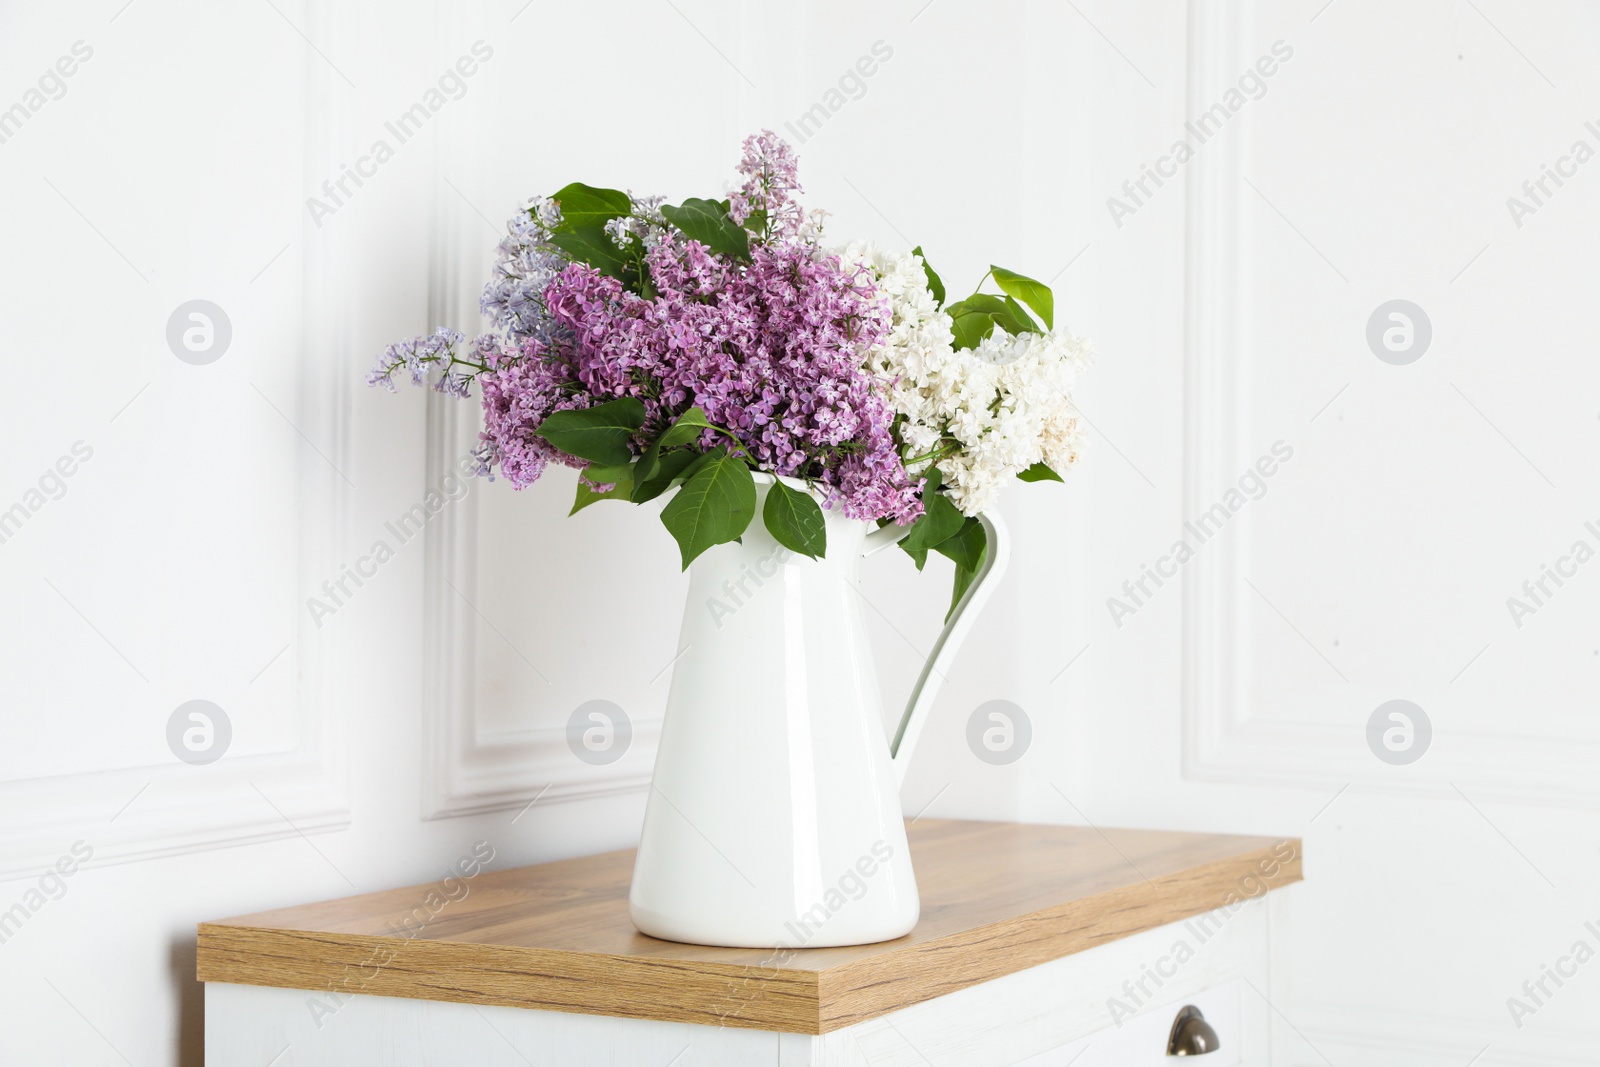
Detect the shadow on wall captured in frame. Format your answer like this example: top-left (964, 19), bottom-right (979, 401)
top-left (169, 937), bottom-right (203, 1067)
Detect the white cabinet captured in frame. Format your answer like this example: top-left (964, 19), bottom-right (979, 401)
top-left (201, 820), bottom-right (1299, 1065)
top-left (205, 895), bottom-right (1291, 1065)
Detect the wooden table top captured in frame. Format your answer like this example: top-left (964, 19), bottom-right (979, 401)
top-left (197, 818), bottom-right (1301, 1035)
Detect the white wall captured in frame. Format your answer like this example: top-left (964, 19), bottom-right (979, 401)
top-left (1027, 2), bottom-right (1600, 1065)
top-left (1, 1), bottom-right (1595, 1064)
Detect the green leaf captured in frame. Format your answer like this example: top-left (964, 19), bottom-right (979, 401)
top-left (677, 447), bottom-right (721, 482)
top-left (899, 471), bottom-right (964, 571)
top-left (762, 479), bottom-right (827, 560)
top-left (571, 471), bottom-right (634, 514)
top-left (740, 207), bottom-right (768, 235)
top-left (632, 437), bottom-right (664, 487)
top-left (631, 448), bottom-right (698, 503)
top-left (660, 198), bottom-right (751, 261)
top-left (549, 182), bottom-right (631, 231)
top-left (581, 462), bottom-right (633, 485)
top-left (937, 518), bottom-right (988, 620)
top-left (947, 564), bottom-right (977, 620)
top-left (898, 517), bottom-right (938, 569)
top-left (1017, 461), bottom-right (1063, 483)
top-left (949, 293), bottom-right (1034, 336)
top-left (910, 493), bottom-right (965, 555)
top-left (911, 245), bottom-right (945, 306)
top-left (548, 225), bottom-right (632, 282)
top-left (945, 294), bottom-right (1007, 318)
top-left (633, 407), bottom-right (718, 499)
top-left (658, 406), bottom-right (715, 449)
top-left (534, 397), bottom-right (646, 466)
top-left (950, 312), bottom-right (996, 351)
top-left (1002, 295), bottom-right (1041, 334)
top-left (990, 265), bottom-right (1054, 330)
top-left (934, 516), bottom-right (986, 571)
top-left (659, 450), bottom-right (757, 569)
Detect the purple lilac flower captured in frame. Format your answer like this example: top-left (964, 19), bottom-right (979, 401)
top-left (534, 232), bottom-right (922, 522)
top-left (372, 133), bottom-right (924, 526)
top-left (473, 329), bottom-right (619, 489)
top-left (727, 130), bottom-right (803, 238)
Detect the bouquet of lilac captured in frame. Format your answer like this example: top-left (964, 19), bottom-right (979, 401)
top-left (370, 132), bottom-right (1093, 615)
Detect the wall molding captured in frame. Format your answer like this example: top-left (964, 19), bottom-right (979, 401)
top-left (418, 385), bottom-right (663, 819)
top-left (415, 5), bottom-right (666, 820)
top-left (0, 0), bottom-right (350, 881)
top-left (1176, 0), bottom-right (1598, 809)
top-left (1178, 2), bottom-right (1596, 1061)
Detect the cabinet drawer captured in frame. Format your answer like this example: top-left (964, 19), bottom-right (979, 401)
top-left (1009, 981), bottom-right (1242, 1066)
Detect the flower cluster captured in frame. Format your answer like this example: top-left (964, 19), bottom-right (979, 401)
top-left (368, 131), bottom-right (1092, 582)
top-left (366, 327), bottom-right (466, 394)
top-left (479, 197), bottom-right (565, 345)
top-left (533, 233), bottom-right (919, 521)
top-left (473, 334), bottom-right (578, 488)
top-left (728, 130), bottom-right (803, 239)
top-left (844, 244), bottom-right (1093, 514)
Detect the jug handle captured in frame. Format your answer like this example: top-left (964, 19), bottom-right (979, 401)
top-left (860, 511), bottom-right (1012, 788)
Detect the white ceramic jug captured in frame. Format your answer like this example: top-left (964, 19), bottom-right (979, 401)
top-left (629, 475), bottom-right (1009, 948)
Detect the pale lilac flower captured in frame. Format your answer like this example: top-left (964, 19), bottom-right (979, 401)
top-left (433, 370), bottom-right (472, 398)
top-left (366, 327), bottom-right (465, 392)
top-left (480, 202), bottom-right (568, 344)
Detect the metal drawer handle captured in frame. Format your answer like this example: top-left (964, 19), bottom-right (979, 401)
top-left (1167, 1005), bottom-right (1220, 1056)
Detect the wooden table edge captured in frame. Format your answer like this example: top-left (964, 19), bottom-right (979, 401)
top-left (196, 835), bottom-right (1303, 1036)
top-left (196, 922), bottom-right (825, 1033)
top-left (813, 837), bottom-right (1303, 1031)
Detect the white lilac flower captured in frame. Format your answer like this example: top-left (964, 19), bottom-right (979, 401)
top-left (525, 195), bottom-right (562, 230)
top-left (604, 215), bottom-right (636, 249)
top-left (628, 191), bottom-right (667, 224)
top-left (797, 207), bottom-right (831, 246)
top-left (627, 192), bottom-right (671, 249)
top-left (840, 242), bottom-right (1094, 515)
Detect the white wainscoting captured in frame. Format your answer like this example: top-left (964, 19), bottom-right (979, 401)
top-left (1177, 0), bottom-right (1600, 1062)
top-left (411, 1), bottom-right (760, 819)
top-left (0, 0), bottom-right (350, 882)
top-left (1179, 0), bottom-right (1599, 808)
